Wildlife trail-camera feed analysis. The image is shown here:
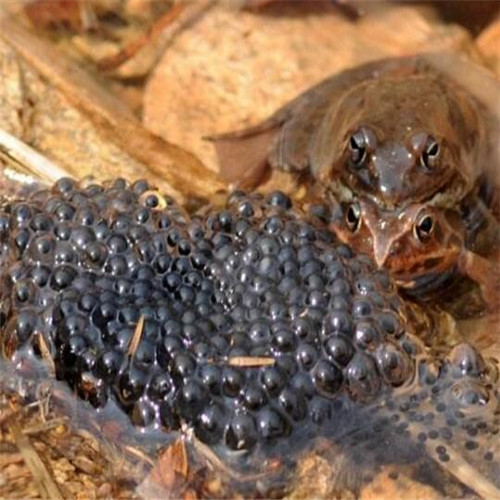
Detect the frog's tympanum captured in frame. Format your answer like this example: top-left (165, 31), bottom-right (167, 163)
top-left (211, 54), bottom-right (500, 306)
top-left (0, 179), bottom-right (499, 497)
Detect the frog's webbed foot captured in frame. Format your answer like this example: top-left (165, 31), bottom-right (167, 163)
top-left (458, 249), bottom-right (500, 314)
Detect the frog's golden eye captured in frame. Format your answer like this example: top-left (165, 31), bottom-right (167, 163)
top-left (420, 136), bottom-right (440, 170)
top-left (346, 203), bottom-right (361, 232)
top-left (414, 213), bottom-right (434, 242)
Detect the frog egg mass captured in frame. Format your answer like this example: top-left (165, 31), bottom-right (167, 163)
top-left (0, 179), bottom-right (498, 491)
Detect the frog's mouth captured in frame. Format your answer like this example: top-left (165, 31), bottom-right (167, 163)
top-left (395, 265), bottom-right (459, 298)
top-left (382, 248), bottom-right (461, 287)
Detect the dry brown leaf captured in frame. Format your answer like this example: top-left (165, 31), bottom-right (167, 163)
top-left (143, 2), bottom-right (476, 174)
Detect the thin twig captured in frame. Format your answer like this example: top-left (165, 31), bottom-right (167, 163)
top-left (0, 128), bottom-right (70, 183)
top-left (208, 356), bottom-right (276, 367)
top-left (127, 315), bottom-right (145, 359)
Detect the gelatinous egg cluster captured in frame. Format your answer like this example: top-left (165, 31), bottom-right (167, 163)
top-left (0, 179), bottom-right (498, 476)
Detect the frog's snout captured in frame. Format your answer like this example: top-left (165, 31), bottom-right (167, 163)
top-left (372, 143), bottom-right (415, 200)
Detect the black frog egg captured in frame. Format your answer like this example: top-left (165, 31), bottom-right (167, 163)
top-left (267, 191), bottom-right (292, 209)
top-left (256, 407), bottom-right (291, 441)
top-left (278, 387), bottom-right (307, 421)
top-left (241, 382), bottom-right (268, 410)
top-left (346, 352), bottom-right (381, 401)
top-left (50, 265), bottom-right (78, 291)
top-left (195, 403), bottom-right (228, 444)
top-left (447, 343), bottom-right (486, 378)
top-left (94, 349), bottom-right (123, 381)
top-left (176, 380), bottom-right (208, 419)
top-left (296, 342), bottom-right (319, 370)
top-left (13, 280), bottom-right (36, 304)
top-left (309, 396), bottom-right (333, 425)
top-left (375, 342), bottom-right (413, 386)
top-left (117, 361), bottom-right (149, 405)
top-left (322, 310), bottom-right (353, 339)
top-left (225, 412), bottom-right (258, 451)
top-left (222, 367), bottom-right (245, 397)
top-left (27, 234), bottom-right (55, 261)
top-left (323, 336), bottom-right (354, 367)
top-left (12, 203), bottom-right (33, 224)
top-left (260, 366), bottom-right (286, 396)
top-left (5, 309), bottom-right (39, 346)
top-left (312, 359), bottom-right (343, 396)
top-left (354, 321), bottom-right (381, 350)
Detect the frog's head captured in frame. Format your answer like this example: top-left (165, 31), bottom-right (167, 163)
top-left (316, 76), bottom-right (481, 208)
top-left (333, 198), bottom-right (464, 288)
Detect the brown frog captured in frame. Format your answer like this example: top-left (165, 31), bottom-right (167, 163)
top-left (211, 53), bottom-right (500, 307)
top-left (331, 197), bottom-right (500, 310)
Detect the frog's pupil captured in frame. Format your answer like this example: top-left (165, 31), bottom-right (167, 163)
top-left (346, 204), bottom-right (361, 231)
top-left (416, 215), bottom-right (434, 241)
top-left (349, 135), bottom-right (366, 165)
top-left (427, 142), bottom-right (439, 157)
top-left (421, 139), bottom-right (440, 169)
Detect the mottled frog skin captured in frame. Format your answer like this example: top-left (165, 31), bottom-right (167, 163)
top-left (0, 179), bottom-right (499, 497)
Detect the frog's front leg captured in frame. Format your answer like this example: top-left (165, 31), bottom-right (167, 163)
top-left (458, 249), bottom-right (500, 313)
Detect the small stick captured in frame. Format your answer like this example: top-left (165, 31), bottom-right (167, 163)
top-left (0, 128), bottom-right (70, 183)
top-left (227, 356), bottom-right (275, 367)
top-left (207, 356), bottom-right (276, 367)
top-left (127, 315), bottom-right (145, 359)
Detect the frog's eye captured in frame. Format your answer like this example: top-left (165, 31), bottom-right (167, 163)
top-left (414, 213), bottom-right (434, 242)
top-left (420, 137), bottom-right (440, 170)
top-left (346, 203), bottom-right (361, 232)
top-left (349, 130), bottom-right (368, 166)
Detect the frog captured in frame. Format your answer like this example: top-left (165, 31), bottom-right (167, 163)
top-left (329, 196), bottom-right (500, 311)
top-left (210, 53), bottom-right (500, 309)
top-left (1, 178), bottom-right (499, 497)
